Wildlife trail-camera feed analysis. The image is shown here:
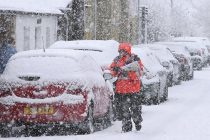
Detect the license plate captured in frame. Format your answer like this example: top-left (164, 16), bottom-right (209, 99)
top-left (24, 106), bottom-right (54, 115)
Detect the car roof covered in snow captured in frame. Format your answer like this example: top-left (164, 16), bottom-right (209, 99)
top-left (155, 42), bottom-right (191, 57)
top-left (49, 40), bottom-right (119, 51)
top-left (142, 44), bottom-right (178, 63)
top-left (170, 39), bottom-right (209, 55)
top-left (49, 40), bottom-right (119, 68)
top-left (10, 48), bottom-right (88, 61)
top-left (132, 45), bottom-right (165, 75)
top-left (172, 37), bottom-right (209, 43)
top-left (0, 0), bottom-right (72, 14)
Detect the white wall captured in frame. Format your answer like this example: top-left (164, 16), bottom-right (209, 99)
top-left (16, 15), bottom-right (57, 52)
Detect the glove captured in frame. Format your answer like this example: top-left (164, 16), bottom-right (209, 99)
top-left (120, 69), bottom-right (128, 77)
top-left (113, 66), bottom-right (121, 73)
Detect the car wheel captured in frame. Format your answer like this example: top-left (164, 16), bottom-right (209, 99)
top-left (167, 75), bottom-right (173, 87)
top-left (146, 98), bottom-right (153, 105)
top-left (105, 101), bottom-right (114, 126)
top-left (190, 71), bottom-right (194, 80)
top-left (176, 79), bottom-right (181, 85)
top-left (153, 82), bottom-right (161, 105)
top-left (81, 104), bottom-right (95, 134)
top-left (162, 85), bottom-right (168, 102)
top-left (153, 96), bottom-right (160, 105)
top-left (198, 66), bottom-right (202, 71)
top-left (153, 91), bottom-right (160, 105)
top-left (25, 125), bottom-right (45, 137)
top-left (0, 125), bottom-right (11, 138)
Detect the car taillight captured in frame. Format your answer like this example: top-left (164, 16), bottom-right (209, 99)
top-left (0, 88), bottom-right (12, 97)
top-left (184, 58), bottom-right (188, 64)
top-left (64, 84), bottom-right (85, 95)
top-left (178, 58), bottom-right (184, 64)
top-left (66, 89), bottom-right (83, 95)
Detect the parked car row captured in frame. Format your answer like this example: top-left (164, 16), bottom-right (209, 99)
top-left (1, 37), bottom-right (210, 137)
top-left (157, 42), bottom-right (194, 80)
top-left (132, 43), bottom-right (192, 105)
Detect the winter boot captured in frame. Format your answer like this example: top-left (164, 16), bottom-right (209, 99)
top-left (122, 120), bottom-right (132, 133)
top-left (135, 123), bottom-right (142, 131)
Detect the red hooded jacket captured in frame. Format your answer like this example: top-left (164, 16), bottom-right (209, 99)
top-left (110, 43), bottom-right (143, 94)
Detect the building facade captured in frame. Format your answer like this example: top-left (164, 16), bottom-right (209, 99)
top-left (0, 0), bottom-right (72, 51)
top-left (0, 13), bottom-right (58, 52)
top-left (0, 0), bottom-right (141, 52)
top-left (61, 0), bottom-right (140, 45)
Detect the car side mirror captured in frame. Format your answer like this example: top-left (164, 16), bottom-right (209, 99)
top-left (103, 73), bottom-right (113, 81)
top-left (162, 61), bottom-right (170, 69)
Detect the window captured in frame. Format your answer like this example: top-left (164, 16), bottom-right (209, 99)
top-left (35, 27), bottom-right (41, 49)
top-left (37, 18), bottom-right (42, 24)
top-left (24, 26), bottom-right (30, 51)
top-left (46, 27), bottom-right (50, 48)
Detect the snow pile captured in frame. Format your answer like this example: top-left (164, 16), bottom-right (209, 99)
top-left (0, 0), bottom-right (72, 14)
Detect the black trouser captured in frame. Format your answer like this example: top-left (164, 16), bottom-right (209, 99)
top-left (114, 93), bottom-right (143, 132)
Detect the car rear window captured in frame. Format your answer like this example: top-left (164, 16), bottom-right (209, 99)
top-left (4, 56), bottom-right (81, 77)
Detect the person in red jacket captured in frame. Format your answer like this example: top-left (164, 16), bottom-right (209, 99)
top-left (110, 43), bottom-right (143, 132)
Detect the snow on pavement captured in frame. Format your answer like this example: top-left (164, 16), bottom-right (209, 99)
top-left (4, 68), bottom-right (210, 140)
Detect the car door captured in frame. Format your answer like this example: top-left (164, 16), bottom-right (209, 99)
top-left (80, 55), bottom-right (110, 117)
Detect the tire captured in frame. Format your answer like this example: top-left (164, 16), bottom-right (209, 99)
top-left (153, 96), bottom-right (160, 105)
top-left (153, 82), bottom-right (161, 105)
top-left (176, 77), bottom-right (182, 85)
top-left (167, 75), bottom-right (173, 87)
top-left (153, 90), bottom-right (160, 105)
top-left (0, 125), bottom-right (12, 138)
top-left (106, 101), bottom-right (114, 126)
top-left (162, 85), bottom-right (168, 102)
top-left (147, 98), bottom-right (153, 105)
top-left (81, 104), bottom-right (95, 134)
top-left (190, 71), bottom-right (194, 80)
top-left (25, 125), bottom-right (45, 137)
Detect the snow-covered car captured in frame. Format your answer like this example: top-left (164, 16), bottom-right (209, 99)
top-left (193, 37), bottom-right (210, 65)
top-left (49, 40), bottom-right (119, 70)
top-left (157, 42), bottom-right (194, 80)
top-left (0, 49), bottom-right (114, 137)
top-left (147, 44), bottom-right (181, 86)
top-left (163, 40), bottom-right (203, 71)
top-left (173, 37), bottom-right (210, 66)
top-left (172, 37), bottom-right (209, 68)
top-left (132, 46), bottom-right (168, 105)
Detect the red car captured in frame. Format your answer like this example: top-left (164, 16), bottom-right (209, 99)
top-left (0, 49), bottom-right (113, 137)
